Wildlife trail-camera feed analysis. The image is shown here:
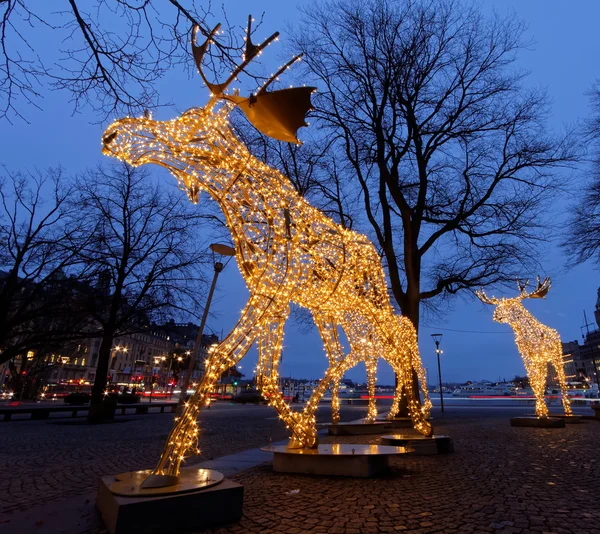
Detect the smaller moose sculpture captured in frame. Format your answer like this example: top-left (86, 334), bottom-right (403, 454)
top-left (476, 276), bottom-right (572, 418)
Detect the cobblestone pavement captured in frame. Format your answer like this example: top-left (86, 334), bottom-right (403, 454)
top-left (0, 402), bottom-right (362, 517)
top-left (4, 405), bottom-right (600, 534)
top-left (205, 409), bottom-right (600, 534)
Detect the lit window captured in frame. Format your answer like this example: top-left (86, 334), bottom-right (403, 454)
top-left (27, 351), bottom-right (34, 360)
top-left (81, 358), bottom-right (86, 366)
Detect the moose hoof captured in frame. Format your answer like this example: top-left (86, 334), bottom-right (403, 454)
top-left (286, 437), bottom-right (318, 450)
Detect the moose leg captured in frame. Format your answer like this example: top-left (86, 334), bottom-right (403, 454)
top-left (553, 350), bottom-right (573, 416)
top-left (382, 318), bottom-right (432, 436)
top-left (413, 351), bottom-right (432, 419)
top-left (331, 373), bottom-right (342, 425)
top-left (389, 354), bottom-right (432, 436)
top-left (387, 378), bottom-right (404, 420)
top-left (148, 298), bottom-right (268, 481)
top-left (256, 310), bottom-right (321, 449)
top-left (526, 362), bottom-right (549, 418)
top-left (330, 356), bottom-right (357, 425)
top-left (380, 329), bottom-right (432, 434)
top-left (299, 315), bottom-right (348, 440)
top-left (365, 355), bottom-right (378, 423)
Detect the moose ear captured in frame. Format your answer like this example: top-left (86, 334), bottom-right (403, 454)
top-left (227, 87), bottom-right (316, 144)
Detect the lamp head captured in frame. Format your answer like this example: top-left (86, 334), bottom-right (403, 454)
top-left (431, 333), bottom-right (443, 345)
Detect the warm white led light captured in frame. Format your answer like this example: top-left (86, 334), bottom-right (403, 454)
top-left (477, 277), bottom-right (572, 419)
top-left (100, 19), bottom-right (432, 480)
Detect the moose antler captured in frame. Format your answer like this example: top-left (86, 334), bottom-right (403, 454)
top-left (475, 289), bottom-right (500, 306)
top-left (190, 16), bottom-right (316, 144)
top-left (192, 16), bottom-right (279, 97)
top-left (516, 278), bottom-right (529, 293)
top-left (521, 275), bottom-right (551, 299)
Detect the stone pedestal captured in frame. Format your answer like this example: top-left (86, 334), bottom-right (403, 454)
top-left (263, 444), bottom-right (412, 477)
top-left (96, 468), bottom-right (243, 534)
top-left (385, 416), bottom-right (414, 429)
top-left (327, 421), bottom-right (391, 435)
top-left (547, 414), bottom-right (582, 424)
top-left (380, 434), bottom-right (454, 455)
top-left (510, 416), bottom-right (565, 428)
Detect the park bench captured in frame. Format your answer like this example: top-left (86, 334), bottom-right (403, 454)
top-left (0, 402), bottom-right (178, 421)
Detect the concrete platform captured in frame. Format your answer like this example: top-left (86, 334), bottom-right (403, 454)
top-left (510, 416), bottom-right (565, 428)
top-left (111, 468), bottom-right (224, 496)
top-left (380, 434), bottom-right (454, 455)
top-left (96, 468), bottom-right (243, 534)
top-left (263, 443), bottom-right (412, 477)
top-left (384, 416), bottom-right (414, 429)
top-left (327, 421), bottom-right (391, 435)
top-left (547, 414), bottom-right (582, 424)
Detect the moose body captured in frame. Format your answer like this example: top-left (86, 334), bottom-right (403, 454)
top-left (100, 20), bottom-right (431, 482)
top-left (102, 104), bottom-right (432, 477)
top-left (477, 277), bottom-right (572, 418)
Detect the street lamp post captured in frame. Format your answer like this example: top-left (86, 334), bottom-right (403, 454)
top-left (159, 356), bottom-right (167, 389)
top-left (178, 243), bottom-right (235, 409)
top-left (431, 333), bottom-right (444, 413)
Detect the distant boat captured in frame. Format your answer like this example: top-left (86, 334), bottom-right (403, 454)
top-left (452, 382), bottom-right (517, 397)
top-left (547, 382), bottom-right (599, 398)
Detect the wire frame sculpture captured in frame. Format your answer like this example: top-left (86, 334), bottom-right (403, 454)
top-left (477, 276), bottom-right (572, 418)
top-left (101, 18), bottom-right (432, 484)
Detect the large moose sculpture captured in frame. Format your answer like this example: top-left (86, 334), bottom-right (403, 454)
top-left (101, 18), bottom-right (431, 486)
top-left (476, 276), bottom-right (572, 419)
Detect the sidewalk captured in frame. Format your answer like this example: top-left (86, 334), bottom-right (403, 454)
top-left (3, 410), bottom-right (600, 534)
top-left (0, 440), bottom-right (289, 534)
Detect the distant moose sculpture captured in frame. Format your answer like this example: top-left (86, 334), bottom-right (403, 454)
top-left (101, 18), bottom-right (431, 487)
top-left (476, 276), bottom-right (572, 419)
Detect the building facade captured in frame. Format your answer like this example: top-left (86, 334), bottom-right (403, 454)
top-left (43, 321), bottom-right (218, 392)
top-left (559, 287), bottom-right (600, 387)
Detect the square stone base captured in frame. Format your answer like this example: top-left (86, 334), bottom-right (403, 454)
top-left (97, 475), bottom-right (243, 534)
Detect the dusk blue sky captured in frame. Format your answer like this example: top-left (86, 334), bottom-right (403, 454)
top-left (1, 1), bottom-right (599, 385)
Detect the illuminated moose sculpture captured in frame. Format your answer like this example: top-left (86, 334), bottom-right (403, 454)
top-left (102, 19), bottom-right (431, 486)
top-left (476, 276), bottom-right (572, 419)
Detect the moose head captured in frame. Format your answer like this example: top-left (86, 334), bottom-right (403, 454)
top-left (476, 276), bottom-right (551, 324)
top-left (101, 16), bottom-right (315, 202)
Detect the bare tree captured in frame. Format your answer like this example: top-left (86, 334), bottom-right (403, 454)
top-left (563, 83), bottom-right (600, 264)
top-left (0, 168), bottom-right (95, 369)
top-left (295, 0), bottom-right (578, 331)
top-left (72, 163), bottom-right (209, 421)
top-left (0, 1), bottom-right (259, 122)
top-left (234, 117), bottom-right (356, 229)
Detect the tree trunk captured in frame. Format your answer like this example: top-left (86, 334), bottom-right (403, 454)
top-left (88, 331), bottom-right (116, 423)
top-left (396, 245), bottom-right (422, 416)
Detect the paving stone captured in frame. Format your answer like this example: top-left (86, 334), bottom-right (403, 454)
top-left (2, 406), bottom-right (599, 534)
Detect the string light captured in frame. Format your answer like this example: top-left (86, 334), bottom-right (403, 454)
top-left (477, 277), bottom-right (572, 419)
top-left (100, 22), bottom-right (432, 482)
